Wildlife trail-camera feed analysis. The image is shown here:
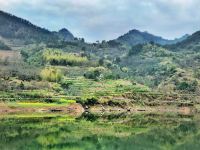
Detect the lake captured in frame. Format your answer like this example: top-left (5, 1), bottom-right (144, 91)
top-left (0, 112), bottom-right (199, 150)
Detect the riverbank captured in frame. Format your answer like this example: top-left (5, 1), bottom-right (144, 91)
top-left (0, 102), bottom-right (84, 117)
top-left (0, 101), bottom-right (197, 117)
top-left (88, 104), bottom-right (194, 116)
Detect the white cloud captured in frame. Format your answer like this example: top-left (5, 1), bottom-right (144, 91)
top-left (0, 0), bottom-right (20, 7)
top-left (0, 0), bottom-right (200, 42)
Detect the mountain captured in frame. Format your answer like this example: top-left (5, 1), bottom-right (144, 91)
top-left (168, 31), bottom-right (200, 51)
top-left (173, 34), bottom-right (189, 43)
top-left (58, 28), bottom-right (74, 41)
top-left (0, 10), bottom-right (74, 48)
top-left (113, 29), bottom-right (188, 46)
top-left (1, 9), bottom-right (200, 109)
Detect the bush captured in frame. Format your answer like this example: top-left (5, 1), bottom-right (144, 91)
top-left (0, 63), bottom-right (41, 81)
top-left (82, 97), bottom-right (99, 106)
top-left (104, 73), bottom-right (120, 80)
top-left (194, 69), bottom-right (200, 79)
top-left (98, 58), bottom-right (104, 66)
top-left (176, 81), bottom-right (198, 92)
top-left (40, 67), bottom-right (63, 82)
top-left (84, 67), bottom-right (107, 81)
top-left (0, 41), bottom-right (11, 50)
top-left (60, 80), bottom-right (73, 89)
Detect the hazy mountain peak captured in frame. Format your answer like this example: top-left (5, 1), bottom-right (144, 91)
top-left (59, 28), bottom-right (71, 33)
top-left (174, 34), bottom-right (189, 41)
top-left (58, 28), bottom-right (74, 41)
top-left (128, 29), bottom-right (140, 34)
top-left (168, 31), bottom-right (200, 51)
top-left (115, 29), bottom-right (189, 46)
top-left (116, 29), bottom-right (167, 46)
top-left (0, 10), bottom-right (74, 47)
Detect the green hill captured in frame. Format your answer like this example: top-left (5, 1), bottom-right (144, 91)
top-left (110, 29), bottom-right (188, 46)
top-left (0, 10), bottom-right (200, 107)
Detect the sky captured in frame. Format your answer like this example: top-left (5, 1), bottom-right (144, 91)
top-left (0, 0), bottom-right (200, 42)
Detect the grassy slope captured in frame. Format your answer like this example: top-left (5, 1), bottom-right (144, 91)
top-left (1, 40), bottom-right (200, 110)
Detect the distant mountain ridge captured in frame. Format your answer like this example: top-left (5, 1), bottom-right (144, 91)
top-left (168, 31), bottom-right (200, 51)
top-left (0, 10), bottom-right (74, 46)
top-left (173, 34), bottom-right (189, 43)
top-left (114, 29), bottom-right (189, 46)
top-left (0, 10), bottom-right (193, 49)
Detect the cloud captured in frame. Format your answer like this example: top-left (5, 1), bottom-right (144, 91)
top-left (0, 0), bottom-right (200, 42)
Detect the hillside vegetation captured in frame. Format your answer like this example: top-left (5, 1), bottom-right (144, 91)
top-left (0, 10), bottom-right (200, 110)
top-left (0, 10), bottom-right (74, 50)
top-left (112, 29), bottom-right (189, 46)
top-left (0, 40), bottom-right (11, 50)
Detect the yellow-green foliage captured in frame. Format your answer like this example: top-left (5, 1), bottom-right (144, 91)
top-left (43, 49), bottom-right (88, 66)
top-left (59, 99), bottom-right (76, 104)
top-left (142, 44), bottom-right (173, 57)
top-left (41, 67), bottom-right (63, 82)
top-left (88, 66), bottom-right (107, 72)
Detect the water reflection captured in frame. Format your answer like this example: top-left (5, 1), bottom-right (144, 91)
top-left (0, 112), bottom-right (200, 150)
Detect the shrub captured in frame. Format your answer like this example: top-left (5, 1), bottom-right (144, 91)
top-left (0, 63), bottom-right (41, 81)
top-left (104, 73), bottom-right (120, 80)
top-left (115, 57), bottom-right (121, 64)
top-left (121, 67), bottom-right (129, 73)
top-left (40, 67), bottom-right (63, 82)
top-left (194, 69), bottom-right (200, 79)
top-left (0, 41), bottom-right (11, 50)
top-left (98, 58), bottom-right (104, 66)
top-left (82, 97), bottom-right (99, 106)
top-left (176, 81), bottom-right (198, 92)
top-left (60, 80), bottom-right (73, 89)
top-left (84, 67), bottom-right (107, 81)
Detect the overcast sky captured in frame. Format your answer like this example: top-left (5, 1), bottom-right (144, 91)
top-left (0, 0), bottom-right (200, 42)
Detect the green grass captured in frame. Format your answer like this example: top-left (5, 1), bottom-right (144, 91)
top-left (6, 99), bottom-right (76, 108)
top-left (13, 102), bottom-right (62, 108)
top-left (0, 113), bottom-right (75, 119)
top-left (58, 99), bottom-right (76, 104)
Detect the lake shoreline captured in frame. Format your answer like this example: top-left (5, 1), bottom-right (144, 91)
top-left (0, 102), bottom-right (84, 117)
top-left (0, 102), bottom-right (196, 117)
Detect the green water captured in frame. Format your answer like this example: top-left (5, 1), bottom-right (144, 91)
top-left (0, 112), bottom-right (200, 150)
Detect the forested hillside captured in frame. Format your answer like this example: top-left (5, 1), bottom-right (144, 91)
top-left (0, 10), bottom-right (74, 49)
top-left (0, 10), bottom-right (200, 109)
top-left (111, 29), bottom-right (188, 46)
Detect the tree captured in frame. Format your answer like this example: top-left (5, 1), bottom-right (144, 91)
top-left (82, 46), bottom-right (86, 52)
top-left (128, 44), bottom-right (143, 56)
top-left (98, 58), bottom-right (104, 66)
top-left (3, 57), bottom-right (9, 66)
top-left (80, 38), bottom-right (85, 43)
top-left (40, 67), bottom-right (63, 82)
top-left (19, 81), bottom-right (25, 90)
top-left (115, 57), bottom-right (121, 64)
